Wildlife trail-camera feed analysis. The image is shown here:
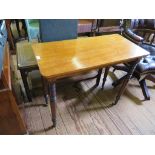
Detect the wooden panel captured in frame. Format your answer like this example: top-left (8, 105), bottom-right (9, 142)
top-left (32, 34), bottom-right (149, 79)
top-left (0, 90), bottom-right (26, 134)
top-left (0, 43), bottom-right (26, 135)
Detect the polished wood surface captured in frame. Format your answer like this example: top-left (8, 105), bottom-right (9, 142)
top-left (32, 34), bottom-right (149, 79)
top-left (0, 43), bottom-right (27, 134)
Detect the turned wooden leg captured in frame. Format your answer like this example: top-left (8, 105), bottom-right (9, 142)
top-left (95, 68), bottom-right (103, 86)
top-left (49, 82), bottom-right (56, 127)
top-left (41, 76), bottom-right (48, 105)
top-left (102, 67), bottom-right (110, 89)
top-left (112, 59), bottom-right (140, 105)
top-left (139, 79), bottom-right (150, 100)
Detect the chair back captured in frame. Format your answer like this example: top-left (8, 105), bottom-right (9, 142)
top-left (25, 19), bottom-right (39, 41)
top-left (0, 20), bottom-right (7, 78)
top-left (123, 19), bottom-right (155, 45)
top-left (39, 19), bottom-right (77, 42)
top-left (96, 19), bottom-right (121, 34)
top-left (97, 19), bottom-right (121, 27)
top-left (124, 19), bottom-right (155, 30)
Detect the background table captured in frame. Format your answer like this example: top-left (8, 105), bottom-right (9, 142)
top-left (17, 42), bottom-right (38, 102)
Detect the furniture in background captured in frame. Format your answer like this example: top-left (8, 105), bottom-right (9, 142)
top-left (78, 19), bottom-right (97, 36)
top-left (32, 34), bottom-right (148, 127)
top-left (112, 19), bottom-right (155, 100)
top-left (5, 19), bottom-right (15, 50)
top-left (17, 42), bottom-right (38, 102)
top-left (0, 41), bottom-right (27, 134)
top-left (25, 19), bottom-right (79, 42)
top-left (4, 19), bottom-right (28, 52)
top-left (0, 20), bottom-right (7, 77)
top-left (14, 19), bottom-right (27, 38)
top-left (25, 19), bottom-right (39, 41)
top-left (39, 19), bottom-right (78, 42)
top-left (96, 19), bottom-right (122, 35)
top-left (123, 19), bottom-right (155, 45)
top-left (17, 20), bottom-right (78, 102)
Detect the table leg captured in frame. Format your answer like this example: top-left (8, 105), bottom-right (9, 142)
top-left (41, 76), bottom-right (48, 105)
top-left (112, 59), bottom-right (140, 105)
top-left (102, 67), bottom-right (110, 89)
top-left (20, 70), bottom-right (32, 102)
top-left (49, 82), bottom-right (56, 127)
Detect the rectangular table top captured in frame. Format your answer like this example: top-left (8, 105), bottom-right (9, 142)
top-left (16, 42), bottom-right (37, 70)
top-left (32, 34), bottom-right (149, 80)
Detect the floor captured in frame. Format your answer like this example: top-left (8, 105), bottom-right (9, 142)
top-left (19, 69), bottom-right (155, 135)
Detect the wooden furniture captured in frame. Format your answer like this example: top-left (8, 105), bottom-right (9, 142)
top-left (78, 19), bottom-right (97, 35)
top-left (14, 19), bottom-right (27, 38)
top-left (32, 34), bottom-right (149, 127)
top-left (113, 19), bottom-right (155, 100)
top-left (0, 43), bottom-right (27, 134)
top-left (5, 20), bottom-right (15, 51)
top-left (25, 19), bottom-right (39, 41)
top-left (0, 20), bottom-right (7, 77)
top-left (96, 19), bottom-right (121, 35)
top-left (16, 42), bottom-right (38, 102)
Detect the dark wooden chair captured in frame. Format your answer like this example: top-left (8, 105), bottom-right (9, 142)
top-left (78, 19), bottom-right (97, 36)
top-left (14, 19), bottom-right (27, 38)
top-left (110, 19), bottom-right (155, 100)
top-left (95, 19), bottom-right (122, 35)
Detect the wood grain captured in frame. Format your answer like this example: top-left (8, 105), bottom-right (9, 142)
top-left (0, 43), bottom-right (26, 135)
top-left (32, 34), bottom-right (149, 80)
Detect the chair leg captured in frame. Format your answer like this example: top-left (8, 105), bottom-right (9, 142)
top-left (95, 68), bottom-right (103, 87)
top-left (112, 74), bottom-right (128, 87)
top-left (102, 67), bottom-right (110, 89)
top-left (139, 79), bottom-right (150, 100)
top-left (146, 74), bottom-right (155, 83)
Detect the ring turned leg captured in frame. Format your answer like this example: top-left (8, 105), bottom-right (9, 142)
top-left (102, 67), bottom-right (110, 89)
top-left (41, 76), bottom-right (48, 105)
top-left (112, 59), bottom-right (140, 105)
top-left (49, 82), bottom-right (56, 127)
